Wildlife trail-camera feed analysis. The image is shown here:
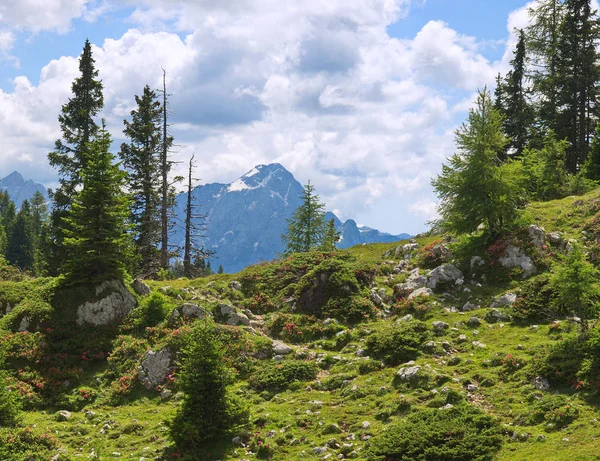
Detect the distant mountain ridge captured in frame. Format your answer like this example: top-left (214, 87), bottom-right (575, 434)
top-left (0, 171), bottom-right (48, 208)
top-left (173, 163), bottom-right (410, 273)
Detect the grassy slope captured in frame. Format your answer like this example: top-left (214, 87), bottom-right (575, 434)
top-left (3, 191), bottom-right (600, 460)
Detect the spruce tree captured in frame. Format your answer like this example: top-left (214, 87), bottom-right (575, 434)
top-left (6, 200), bottom-right (34, 271)
top-left (432, 88), bottom-right (522, 237)
top-left (217, 264), bottom-right (223, 274)
top-left (282, 181), bottom-right (327, 255)
top-left (48, 39), bottom-right (104, 273)
top-left (501, 30), bottom-right (534, 157)
top-left (555, 0), bottom-right (600, 172)
top-left (585, 121), bottom-right (600, 180)
top-left (320, 219), bottom-right (341, 251)
top-left (62, 125), bottom-right (131, 283)
top-left (120, 85), bottom-right (163, 277)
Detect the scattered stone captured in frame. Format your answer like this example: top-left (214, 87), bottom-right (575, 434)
top-left (76, 280), bottom-right (137, 326)
top-left (56, 410), bottom-right (71, 422)
top-left (361, 421), bottom-right (371, 429)
top-left (229, 281), bottom-right (242, 291)
top-left (546, 232), bottom-right (564, 247)
top-left (356, 349), bottom-right (368, 357)
top-left (398, 314), bottom-right (413, 322)
top-left (491, 293), bottom-right (517, 308)
top-left (219, 304), bottom-right (250, 326)
top-left (131, 279), bottom-right (151, 296)
top-left (457, 334), bottom-right (468, 343)
top-left (18, 316), bottom-right (30, 332)
top-left (467, 384), bottom-right (478, 392)
top-left (470, 256), bottom-right (485, 269)
top-left (467, 317), bottom-right (481, 328)
top-left (85, 411), bottom-right (96, 420)
top-left (432, 321), bottom-right (450, 334)
top-left (534, 376), bottom-right (550, 391)
top-left (323, 423), bottom-right (342, 434)
top-left (528, 225), bottom-right (546, 250)
top-left (171, 303), bottom-right (211, 321)
top-left (313, 446), bottom-right (328, 455)
top-left (472, 341), bottom-right (486, 349)
top-left (396, 366), bottom-right (422, 382)
top-left (408, 287), bottom-right (433, 299)
top-left (427, 243), bottom-right (453, 263)
top-left (439, 404), bottom-right (454, 410)
top-left (427, 264), bottom-right (464, 290)
top-left (323, 318), bottom-right (337, 326)
top-left (462, 301), bottom-right (478, 312)
top-left (485, 309), bottom-right (511, 323)
top-left (403, 243), bottom-right (420, 252)
top-left (273, 340), bottom-right (293, 355)
top-left (137, 348), bottom-right (173, 390)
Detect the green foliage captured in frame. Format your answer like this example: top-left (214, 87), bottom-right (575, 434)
top-left (320, 218), bottom-right (341, 251)
top-left (282, 181), bottom-right (327, 255)
top-left (125, 292), bottom-right (173, 331)
top-left (0, 371), bottom-right (21, 427)
top-left (512, 273), bottom-right (563, 323)
top-left (169, 319), bottom-right (248, 449)
top-left (432, 89), bottom-right (523, 237)
top-left (551, 241), bottom-right (600, 332)
top-left (248, 360), bottom-right (319, 391)
top-left (267, 312), bottom-right (344, 343)
top-left (0, 428), bottom-right (61, 461)
top-left (365, 405), bottom-right (503, 461)
top-left (120, 85), bottom-right (163, 277)
top-left (62, 126), bottom-right (132, 283)
top-left (366, 321), bottom-right (432, 365)
top-left (517, 393), bottom-right (579, 430)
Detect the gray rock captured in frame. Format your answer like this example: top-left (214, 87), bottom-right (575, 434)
top-left (18, 316), bottom-right (30, 332)
top-left (491, 292), bottom-right (517, 308)
top-left (467, 317), bottom-right (481, 328)
top-left (470, 256), bottom-right (485, 269)
top-left (219, 304), bottom-right (250, 326)
top-left (408, 287), bottom-right (434, 299)
top-left (323, 318), bottom-right (337, 326)
top-left (396, 365), bottom-right (422, 382)
top-left (313, 446), bottom-right (328, 455)
top-left (534, 376), bottom-right (550, 391)
top-left (138, 348), bottom-right (173, 390)
top-left (172, 303), bottom-right (211, 321)
top-left (472, 341), bottom-right (486, 349)
top-left (76, 280), bottom-right (137, 326)
top-left (457, 334), bottom-right (468, 343)
top-left (528, 225), bottom-right (546, 250)
top-left (273, 340), bottom-right (293, 355)
top-left (56, 410), bottom-right (71, 422)
top-left (462, 301), bottom-right (478, 312)
top-left (566, 239), bottom-right (578, 253)
top-left (432, 321), bottom-right (449, 334)
top-left (427, 264), bottom-right (464, 290)
top-left (403, 243), bottom-right (420, 252)
top-left (229, 281), bottom-right (242, 291)
top-left (428, 243), bottom-right (453, 263)
top-left (132, 279), bottom-right (151, 296)
top-left (370, 289), bottom-right (383, 307)
top-left (485, 308), bottom-right (511, 323)
top-left (398, 314), bottom-right (413, 322)
top-left (499, 245), bottom-right (536, 278)
top-left (466, 384), bottom-right (478, 392)
top-left (547, 232), bottom-right (564, 247)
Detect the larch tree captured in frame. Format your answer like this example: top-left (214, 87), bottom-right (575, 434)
top-left (62, 125), bottom-right (131, 283)
top-left (432, 88), bottom-right (522, 237)
top-left (282, 181), bottom-right (327, 255)
top-left (120, 84), bottom-right (163, 277)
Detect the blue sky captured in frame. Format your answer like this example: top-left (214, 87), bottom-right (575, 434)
top-left (0, 0), bottom-right (536, 235)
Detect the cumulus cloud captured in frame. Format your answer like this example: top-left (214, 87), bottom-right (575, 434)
top-left (0, 0), bottom-right (525, 232)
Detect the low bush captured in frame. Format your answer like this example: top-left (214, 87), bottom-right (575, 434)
top-left (248, 361), bottom-right (319, 391)
top-left (366, 321), bottom-right (431, 366)
top-left (365, 404), bottom-right (503, 461)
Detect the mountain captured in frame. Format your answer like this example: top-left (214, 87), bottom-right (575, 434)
top-left (173, 163), bottom-right (410, 273)
top-left (0, 171), bottom-right (48, 208)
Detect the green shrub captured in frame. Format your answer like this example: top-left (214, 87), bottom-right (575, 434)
top-left (0, 372), bottom-right (21, 427)
top-left (267, 313), bottom-right (344, 343)
top-left (125, 292), bottom-right (173, 331)
top-left (323, 294), bottom-right (375, 323)
top-left (0, 428), bottom-right (61, 460)
top-left (365, 405), bottom-right (503, 461)
top-left (517, 393), bottom-right (579, 430)
top-left (248, 360), bottom-right (318, 391)
top-left (512, 274), bottom-right (562, 323)
top-left (169, 319), bottom-right (248, 448)
top-left (366, 321), bottom-right (431, 365)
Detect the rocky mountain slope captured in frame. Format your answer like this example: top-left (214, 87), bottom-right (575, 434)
top-left (3, 189), bottom-right (600, 459)
top-left (0, 171), bottom-right (47, 207)
top-left (172, 163), bottom-right (409, 272)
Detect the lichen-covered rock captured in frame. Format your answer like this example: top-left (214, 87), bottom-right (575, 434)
top-left (138, 348), bottom-right (173, 390)
top-left (427, 264), bottom-right (463, 290)
top-left (219, 304), bottom-right (250, 326)
top-left (528, 225), bottom-right (546, 250)
top-left (272, 340), bottom-right (293, 355)
top-left (491, 292), bottom-right (517, 308)
top-left (403, 243), bottom-right (420, 252)
top-left (546, 232), bottom-right (564, 247)
top-left (18, 316), bottom-right (30, 332)
top-left (229, 281), bottom-right (242, 291)
top-left (76, 280), bottom-right (137, 326)
top-left (534, 376), bottom-right (550, 391)
top-left (432, 321), bottom-right (449, 334)
top-left (132, 279), bottom-right (151, 296)
top-left (408, 287), bottom-right (433, 299)
top-left (485, 308), bottom-right (511, 323)
top-left (498, 245), bottom-right (536, 278)
top-left (171, 303), bottom-right (212, 322)
top-left (396, 365), bottom-right (422, 382)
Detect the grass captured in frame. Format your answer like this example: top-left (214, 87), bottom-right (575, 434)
top-left (3, 190), bottom-right (600, 459)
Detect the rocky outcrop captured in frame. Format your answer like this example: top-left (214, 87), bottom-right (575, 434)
top-left (498, 245), bottom-right (536, 278)
top-left (491, 292), bottom-right (517, 308)
top-left (427, 264), bottom-right (463, 290)
top-left (76, 280), bottom-right (137, 326)
top-left (138, 348), bottom-right (173, 390)
top-left (171, 303), bottom-right (212, 322)
top-left (132, 279), bottom-right (151, 296)
top-left (528, 225), bottom-right (546, 250)
top-left (219, 304), bottom-right (250, 326)
top-left (408, 287), bottom-right (434, 299)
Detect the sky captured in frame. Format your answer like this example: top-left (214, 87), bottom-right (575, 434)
top-left (0, 0), bottom-right (554, 235)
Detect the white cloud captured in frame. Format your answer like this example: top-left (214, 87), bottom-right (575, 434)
top-left (0, 0), bottom-right (93, 33)
top-left (0, 0), bottom-right (526, 232)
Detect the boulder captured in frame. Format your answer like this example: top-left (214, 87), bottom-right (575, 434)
top-left (396, 269), bottom-right (428, 294)
top-left (18, 316), bottom-right (30, 332)
top-left (432, 321), bottom-right (449, 334)
top-left (470, 256), bottom-right (485, 269)
top-left (546, 232), bottom-right (564, 247)
top-left (498, 245), bottom-right (536, 278)
top-left (403, 243), bottom-right (420, 252)
top-left (427, 243), bottom-right (453, 263)
top-left (491, 292), bottom-right (517, 308)
top-left (467, 317), bottom-right (481, 328)
top-left (171, 303), bottom-right (211, 321)
top-left (272, 340), bottom-right (293, 355)
top-left (219, 304), bottom-right (250, 326)
top-left (229, 281), bottom-right (242, 291)
top-left (427, 264), bottom-right (463, 290)
top-left (56, 410), bottom-right (71, 422)
top-left (396, 365), bottom-right (422, 382)
top-left (370, 289), bottom-right (383, 307)
top-left (462, 301), bottom-right (478, 312)
top-left (408, 287), bottom-right (433, 299)
top-left (76, 280), bottom-right (137, 326)
top-left (528, 225), bottom-right (546, 250)
top-left (485, 309), bottom-right (511, 323)
top-left (138, 348), bottom-right (173, 390)
top-left (131, 279), bottom-right (151, 296)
